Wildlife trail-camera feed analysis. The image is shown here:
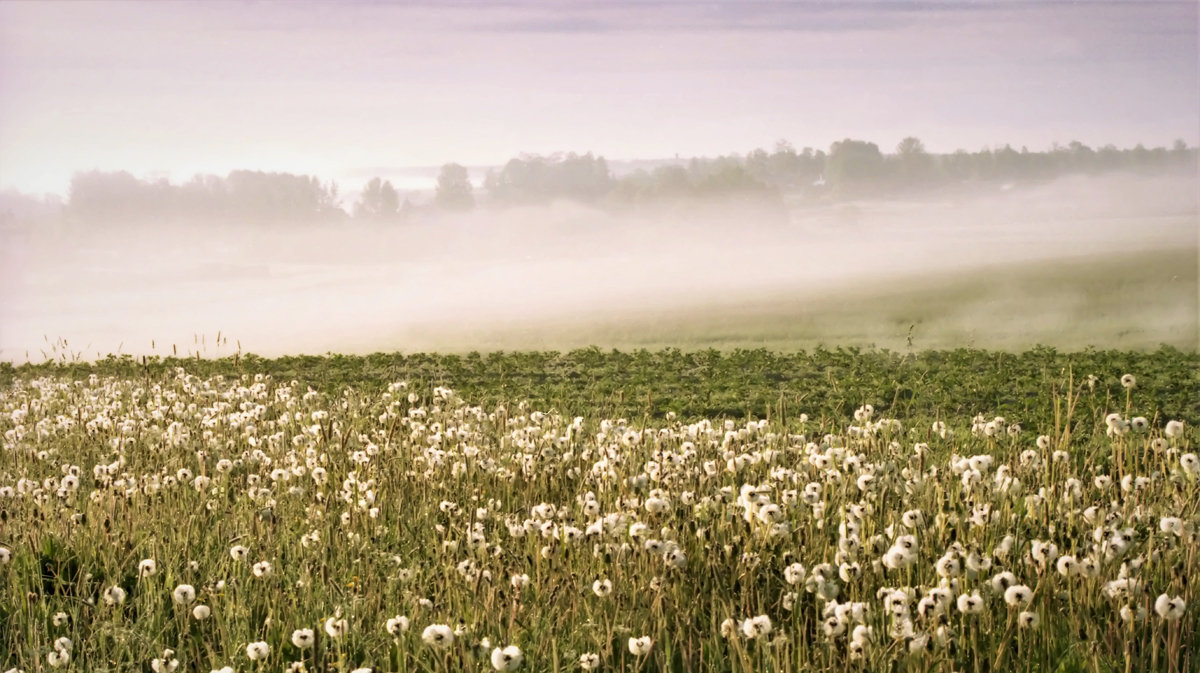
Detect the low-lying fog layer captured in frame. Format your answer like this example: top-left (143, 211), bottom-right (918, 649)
top-left (1, 173), bottom-right (1196, 360)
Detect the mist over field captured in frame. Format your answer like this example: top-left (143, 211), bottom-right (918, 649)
top-left (1, 172), bottom-right (1195, 360)
top-left (1, 1), bottom-right (1197, 360)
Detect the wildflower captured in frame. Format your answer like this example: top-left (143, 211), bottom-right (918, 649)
top-left (172, 583), bottom-right (196, 605)
top-left (1120, 374), bottom-right (1136, 389)
top-left (246, 641), bottom-right (270, 661)
top-left (883, 545), bottom-right (916, 570)
top-left (192, 604), bottom-right (211, 620)
top-left (252, 560), bottom-right (273, 577)
top-left (421, 624), bottom-right (455, 649)
top-left (138, 558), bottom-right (158, 577)
top-left (490, 645), bottom-right (524, 671)
top-left (1154, 594), bottom-right (1186, 621)
top-left (822, 615), bottom-right (847, 637)
top-left (47, 650), bottom-right (70, 668)
top-left (149, 652), bottom-right (180, 673)
top-left (935, 554), bottom-right (961, 579)
top-left (741, 614), bottom-right (772, 639)
top-left (1160, 517), bottom-right (1184, 537)
top-left (0, 547), bottom-right (9, 564)
top-left (1055, 555), bottom-right (1078, 577)
top-left (784, 563), bottom-right (806, 585)
top-left (956, 592), bottom-right (984, 615)
top-left (839, 562), bottom-right (861, 582)
top-left (628, 636), bottom-right (653, 656)
top-left (510, 574), bottom-right (530, 589)
top-left (52, 612), bottom-right (69, 627)
top-left (230, 545), bottom-right (249, 561)
top-left (324, 617), bottom-right (348, 639)
top-left (931, 420), bottom-right (948, 438)
top-left (103, 585), bottom-right (127, 606)
top-left (592, 578), bottom-right (613, 597)
top-left (292, 628), bottom-right (315, 649)
top-left (645, 497), bottom-right (669, 514)
top-left (1165, 420), bottom-right (1184, 438)
top-left (386, 615), bottom-right (410, 636)
top-left (1029, 540), bottom-right (1058, 568)
top-left (579, 653), bottom-right (600, 670)
top-left (1018, 611), bottom-right (1040, 629)
top-left (1004, 585), bottom-right (1033, 607)
top-left (1120, 604), bottom-right (1147, 622)
top-left (901, 509), bottom-right (924, 529)
top-left (1181, 453), bottom-right (1199, 477)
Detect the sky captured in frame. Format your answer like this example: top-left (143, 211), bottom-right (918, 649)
top-left (1, 0), bottom-right (1197, 196)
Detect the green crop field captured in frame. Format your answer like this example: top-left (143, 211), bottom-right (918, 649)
top-left (1, 347), bottom-right (1197, 672)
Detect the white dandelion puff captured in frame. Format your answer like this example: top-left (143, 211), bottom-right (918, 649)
top-left (386, 615), bottom-right (410, 636)
top-left (1154, 594), bottom-right (1186, 621)
top-left (628, 636), bottom-right (653, 656)
top-left (246, 641), bottom-right (270, 661)
top-left (324, 617), bottom-right (349, 640)
top-left (490, 645), bottom-right (524, 671)
top-left (172, 583), bottom-right (196, 605)
top-left (421, 624), bottom-right (455, 649)
top-left (291, 629), bottom-right (315, 649)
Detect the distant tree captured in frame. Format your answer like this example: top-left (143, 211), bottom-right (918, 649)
top-left (893, 136), bottom-right (936, 186)
top-left (0, 190), bottom-right (63, 226)
top-left (556, 152), bottom-right (613, 201)
top-left (435, 163), bottom-right (475, 210)
top-left (355, 177), bottom-right (400, 219)
top-left (826, 139), bottom-right (884, 195)
top-left (647, 165), bottom-right (692, 198)
top-left (67, 170), bottom-right (147, 220)
top-left (484, 153), bottom-right (612, 204)
top-left (693, 159), bottom-right (771, 195)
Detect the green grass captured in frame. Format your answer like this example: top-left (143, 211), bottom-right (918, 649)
top-left (9, 347), bottom-right (1197, 424)
top-left (383, 247), bottom-right (1197, 352)
top-left (1, 348), bottom-right (1197, 673)
top-left (3, 339), bottom-right (1200, 673)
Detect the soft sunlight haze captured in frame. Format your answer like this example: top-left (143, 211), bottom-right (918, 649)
top-left (1, 0), bottom-right (1196, 195)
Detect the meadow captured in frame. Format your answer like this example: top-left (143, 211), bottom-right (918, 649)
top-left (1, 347), bottom-right (1196, 672)
top-left (384, 246), bottom-right (1198, 354)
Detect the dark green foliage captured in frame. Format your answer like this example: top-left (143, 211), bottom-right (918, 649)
top-left (9, 347), bottom-right (1197, 427)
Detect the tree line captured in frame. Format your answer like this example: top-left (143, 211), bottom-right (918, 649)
top-left (8, 137), bottom-right (1193, 225)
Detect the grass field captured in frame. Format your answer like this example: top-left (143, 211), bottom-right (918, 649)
top-left (2, 181), bottom-right (1196, 673)
top-left (385, 247), bottom-right (1198, 353)
top-left (1, 348), bottom-right (1197, 672)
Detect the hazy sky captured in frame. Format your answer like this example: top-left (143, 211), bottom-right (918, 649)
top-left (1, 0), bottom-right (1196, 195)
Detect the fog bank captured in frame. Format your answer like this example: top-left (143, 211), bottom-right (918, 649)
top-left (1, 173), bottom-right (1196, 361)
